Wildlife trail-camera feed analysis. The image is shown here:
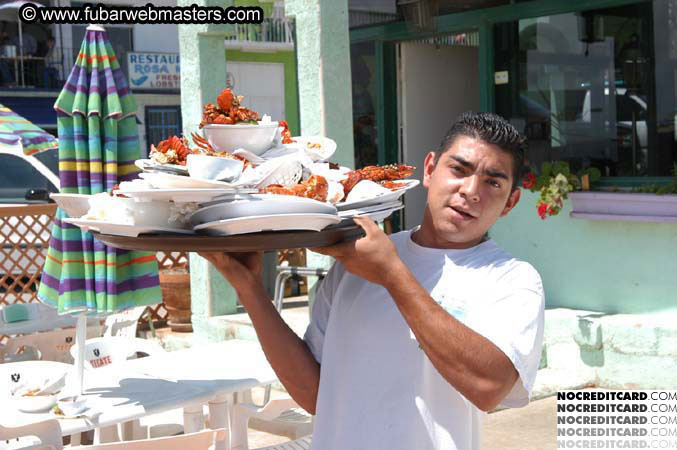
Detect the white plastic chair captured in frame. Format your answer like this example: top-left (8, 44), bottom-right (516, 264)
top-left (69, 336), bottom-right (166, 369)
top-left (68, 429), bottom-right (227, 450)
top-left (102, 306), bottom-right (148, 338)
top-left (251, 436), bottom-right (312, 450)
top-left (239, 266), bottom-right (319, 441)
top-left (0, 419), bottom-right (63, 450)
top-left (2, 326), bottom-right (102, 364)
top-left (230, 398), bottom-right (311, 450)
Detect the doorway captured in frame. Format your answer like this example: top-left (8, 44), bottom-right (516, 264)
top-left (398, 33), bottom-right (481, 229)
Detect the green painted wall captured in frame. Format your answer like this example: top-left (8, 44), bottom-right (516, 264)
top-left (490, 190), bottom-right (677, 314)
top-left (225, 49), bottom-right (300, 136)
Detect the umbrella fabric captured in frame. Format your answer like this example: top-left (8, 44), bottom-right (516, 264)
top-left (38, 27), bottom-right (162, 314)
top-left (0, 103), bottom-right (58, 155)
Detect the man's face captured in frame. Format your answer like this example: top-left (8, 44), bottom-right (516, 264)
top-left (418, 135), bottom-right (521, 249)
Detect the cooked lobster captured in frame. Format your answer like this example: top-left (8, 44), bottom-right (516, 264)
top-left (260, 175), bottom-right (329, 203)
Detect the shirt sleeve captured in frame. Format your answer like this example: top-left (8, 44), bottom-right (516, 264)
top-left (472, 262), bottom-right (545, 408)
top-left (303, 261), bottom-right (345, 364)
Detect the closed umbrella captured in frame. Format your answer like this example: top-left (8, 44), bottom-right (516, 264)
top-left (38, 24), bottom-right (162, 394)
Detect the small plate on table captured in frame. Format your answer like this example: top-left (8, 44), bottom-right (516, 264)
top-left (12, 394), bottom-right (58, 413)
top-left (63, 218), bottom-right (194, 238)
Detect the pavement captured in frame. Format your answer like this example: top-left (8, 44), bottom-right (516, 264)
top-left (483, 395), bottom-right (556, 450)
top-left (243, 386), bottom-right (558, 449)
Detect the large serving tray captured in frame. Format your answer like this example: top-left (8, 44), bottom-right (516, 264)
top-left (90, 223), bottom-right (365, 252)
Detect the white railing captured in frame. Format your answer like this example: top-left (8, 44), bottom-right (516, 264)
top-left (224, 17), bottom-right (295, 50)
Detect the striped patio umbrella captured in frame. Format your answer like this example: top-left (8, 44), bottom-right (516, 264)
top-left (0, 103), bottom-right (58, 156)
top-left (37, 26), bottom-right (162, 391)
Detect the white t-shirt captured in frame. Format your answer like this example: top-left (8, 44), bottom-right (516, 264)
top-left (304, 228), bottom-right (545, 450)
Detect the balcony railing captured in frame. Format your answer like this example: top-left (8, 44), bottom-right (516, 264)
top-left (0, 46), bottom-right (76, 90)
top-left (224, 17), bottom-right (295, 51)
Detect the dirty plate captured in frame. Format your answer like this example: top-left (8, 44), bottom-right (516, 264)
top-left (194, 213), bottom-right (341, 236)
top-left (64, 218), bottom-right (194, 238)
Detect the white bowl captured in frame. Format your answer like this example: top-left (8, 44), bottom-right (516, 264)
top-left (50, 193), bottom-right (91, 218)
top-left (291, 136), bottom-right (337, 162)
top-left (86, 195), bottom-right (187, 229)
top-left (13, 393), bottom-right (57, 413)
top-left (57, 395), bottom-right (88, 416)
top-left (186, 153), bottom-right (243, 181)
top-left (203, 122), bottom-right (280, 155)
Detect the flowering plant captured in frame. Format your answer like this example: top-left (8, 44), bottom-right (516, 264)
top-left (522, 161), bottom-right (600, 219)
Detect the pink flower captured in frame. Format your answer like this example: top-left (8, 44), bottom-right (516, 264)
top-left (522, 173), bottom-right (536, 189)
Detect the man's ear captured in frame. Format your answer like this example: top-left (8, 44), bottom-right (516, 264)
top-left (422, 151), bottom-right (437, 189)
top-left (500, 188), bottom-right (521, 217)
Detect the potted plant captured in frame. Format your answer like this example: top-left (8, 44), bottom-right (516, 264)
top-left (523, 162), bottom-right (677, 222)
top-left (159, 262), bottom-right (192, 332)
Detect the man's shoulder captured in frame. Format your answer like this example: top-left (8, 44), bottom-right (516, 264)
top-left (481, 241), bottom-right (543, 288)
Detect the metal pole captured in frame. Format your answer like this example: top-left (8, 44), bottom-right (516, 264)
top-left (57, 0), bottom-right (65, 81)
top-left (74, 311), bottom-right (87, 395)
top-left (17, 14), bottom-right (24, 86)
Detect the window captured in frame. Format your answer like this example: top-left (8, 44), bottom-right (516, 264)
top-left (494, 1), bottom-right (676, 179)
top-left (351, 41), bottom-right (378, 167)
top-left (145, 106), bottom-right (182, 153)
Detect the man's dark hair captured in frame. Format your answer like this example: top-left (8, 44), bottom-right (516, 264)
top-left (435, 112), bottom-right (525, 190)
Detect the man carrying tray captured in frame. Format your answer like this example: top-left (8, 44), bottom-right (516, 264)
top-left (201, 112), bottom-right (545, 450)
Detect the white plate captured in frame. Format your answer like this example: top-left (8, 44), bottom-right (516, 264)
top-left (12, 394), bottom-right (58, 413)
top-left (287, 136), bottom-right (337, 162)
top-left (344, 204), bottom-right (404, 223)
top-left (338, 200), bottom-right (403, 218)
top-left (336, 179), bottom-right (420, 210)
top-left (139, 172), bottom-right (247, 189)
top-left (190, 195), bottom-right (338, 226)
top-left (50, 193), bottom-right (91, 218)
top-left (135, 159), bottom-right (189, 175)
top-left (64, 218), bottom-right (194, 237)
top-left (114, 188), bottom-right (258, 203)
top-left (194, 213), bottom-right (341, 236)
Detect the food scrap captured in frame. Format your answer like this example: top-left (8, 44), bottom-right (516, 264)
top-left (341, 164), bottom-right (416, 196)
top-left (200, 88), bottom-right (261, 128)
top-left (149, 135), bottom-right (194, 166)
top-left (260, 175), bottom-right (329, 203)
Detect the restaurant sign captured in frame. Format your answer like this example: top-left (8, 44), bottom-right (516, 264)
top-left (127, 52), bottom-right (180, 90)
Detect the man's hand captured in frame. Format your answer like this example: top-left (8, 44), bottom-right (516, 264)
top-left (198, 251), bottom-right (263, 293)
top-left (312, 216), bottom-right (403, 286)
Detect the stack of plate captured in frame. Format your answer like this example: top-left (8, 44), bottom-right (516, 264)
top-left (190, 195), bottom-right (340, 236)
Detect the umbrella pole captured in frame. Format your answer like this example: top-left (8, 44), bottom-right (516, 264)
top-left (74, 311), bottom-right (87, 395)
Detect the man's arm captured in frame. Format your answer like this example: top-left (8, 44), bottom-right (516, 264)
top-left (384, 260), bottom-right (518, 411)
top-left (199, 252), bottom-right (321, 414)
top-left (313, 217), bottom-right (518, 412)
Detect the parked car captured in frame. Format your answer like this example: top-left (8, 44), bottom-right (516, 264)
top-left (0, 150), bottom-right (60, 204)
top-left (0, 149), bottom-right (60, 293)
